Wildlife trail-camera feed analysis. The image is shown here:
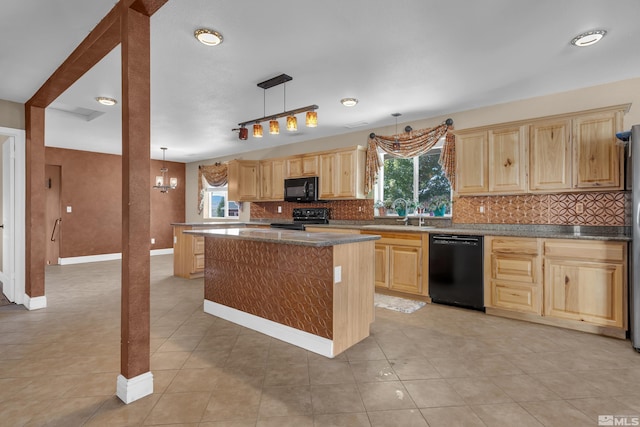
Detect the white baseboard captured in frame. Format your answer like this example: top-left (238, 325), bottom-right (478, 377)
top-left (116, 372), bottom-right (154, 404)
top-left (59, 248), bottom-right (174, 265)
top-left (203, 299), bottom-right (335, 358)
top-left (24, 295), bottom-right (47, 310)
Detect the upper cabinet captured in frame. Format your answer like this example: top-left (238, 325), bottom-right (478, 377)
top-left (258, 158), bottom-right (286, 201)
top-left (456, 125), bottom-right (527, 194)
top-left (456, 105), bottom-right (627, 196)
top-left (287, 154), bottom-right (319, 178)
top-left (319, 146), bottom-right (367, 199)
top-left (573, 111), bottom-right (623, 189)
top-left (228, 160), bottom-right (259, 201)
top-left (529, 119), bottom-right (572, 191)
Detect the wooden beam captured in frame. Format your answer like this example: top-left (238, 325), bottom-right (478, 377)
top-left (129, 0), bottom-right (169, 16)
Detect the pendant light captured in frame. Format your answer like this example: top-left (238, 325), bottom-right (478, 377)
top-left (269, 119), bottom-right (280, 134)
top-left (253, 123), bottom-right (263, 138)
top-left (305, 110), bottom-right (318, 127)
top-left (153, 147), bottom-right (178, 193)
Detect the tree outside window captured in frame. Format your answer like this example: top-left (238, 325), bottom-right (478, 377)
top-left (203, 187), bottom-right (239, 219)
top-left (378, 148), bottom-right (452, 215)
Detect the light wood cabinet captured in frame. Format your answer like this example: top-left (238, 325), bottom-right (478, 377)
top-left (573, 111), bottom-right (623, 189)
top-left (228, 160), bottom-right (259, 201)
top-left (286, 154), bottom-right (318, 178)
top-left (173, 225), bottom-right (205, 279)
top-left (361, 231), bottom-right (428, 297)
top-left (319, 147), bottom-right (367, 199)
top-left (543, 239), bottom-right (627, 329)
top-left (259, 158), bottom-right (285, 201)
top-left (455, 130), bottom-right (488, 194)
top-left (529, 119), bottom-right (572, 191)
top-left (488, 126), bottom-right (528, 193)
top-left (484, 236), bottom-right (542, 314)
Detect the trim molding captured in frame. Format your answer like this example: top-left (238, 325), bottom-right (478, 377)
top-left (116, 372), bottom-right (153, 404)
top-left (59, 248), bottom-right (173, 265)
top-left (203, 299), bottom-right (335, 358)
top-left (24, 295), bottom-right (47, 310)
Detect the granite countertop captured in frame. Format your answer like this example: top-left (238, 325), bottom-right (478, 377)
top-left (306, 223), bottom-right (631, 242)
top-left (184, 227), bottom-right (381, 247)
top-left (172, 221), bottom-right (268, 227)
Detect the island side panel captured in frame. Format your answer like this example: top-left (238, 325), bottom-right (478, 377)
top-left (204, 237), bottom-right (334, 339)
top-left (332, 240), bottom-right (375, 355)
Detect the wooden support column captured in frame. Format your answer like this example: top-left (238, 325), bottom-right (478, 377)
top-left (24, 105), bottom-right (47, 309)
top-left (116, 2), bottom-right (152, 404)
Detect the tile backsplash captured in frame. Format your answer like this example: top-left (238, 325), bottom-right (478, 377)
top-left (453, 191), bottom-right (627, 226)
top-left (251, 199), bottom-right (374, 221)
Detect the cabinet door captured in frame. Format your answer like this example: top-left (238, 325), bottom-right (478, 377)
top-left (272, 159), bottom-right (285, 200)
top-left (319, 153), bottom-right (336, 198)
top-left (530, 120), bottom-right (571, 191)
top-left (455, 131), bottom-right (488, 194)
top-left (573, 111), bottom-right (622, 189)
top-left (373, 244), bottom-right (389, 289)
top-left (488, 126), bottom-right (527, 193)
top-left (286, 157), bottom-right (303, 178)
top-left (302, 155), bottom-right (319, 176)
top-left (228, 160), bottom-right (259, 201)
top-left (336, 150), bottom-right (357, 198)
top-left (259, 161), bottom-right (273, 200)
top-left (389, 245), bottom-right (422, 294)
top-left (544, 259), bottom-right (625, 328)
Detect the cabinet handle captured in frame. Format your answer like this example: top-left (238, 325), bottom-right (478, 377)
top-left (504, 158), bottom-right (512, 167)
top-left (565, 275), bottom-right (569, 285)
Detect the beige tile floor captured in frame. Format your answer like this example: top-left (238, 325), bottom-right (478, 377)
top-left (1, 254), bottom-right (639, 426)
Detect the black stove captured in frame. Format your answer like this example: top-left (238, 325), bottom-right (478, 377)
top-left (270, 208), bottom-right (330, 231)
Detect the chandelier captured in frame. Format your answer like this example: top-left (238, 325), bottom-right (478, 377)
top-left (235, 74), bottom-right (318, 140)
top-left (152, 147), bottom-right (177, 193)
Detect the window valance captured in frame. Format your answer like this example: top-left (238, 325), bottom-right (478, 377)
top-left (198, 163), bottom-right (228, 214)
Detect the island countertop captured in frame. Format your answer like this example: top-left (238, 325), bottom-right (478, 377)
top-left (184, 227), bottom-right (380, 247)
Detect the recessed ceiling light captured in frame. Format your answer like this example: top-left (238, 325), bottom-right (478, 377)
top-left (95, 97), bottom-right (117, 106)
top-left (194, 28), bottom-right (224, 46)
top-left (570, 29), bottom-right (607, 47)
top-left (340, 98), bottom-right (358, 107)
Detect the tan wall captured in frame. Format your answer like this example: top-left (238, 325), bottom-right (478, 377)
top-left (45, 147), bottom-right (185, 258)
top-left (186, 77), bottom-right (639, 222)
top-left (0, 99), bottom-right (25, 130)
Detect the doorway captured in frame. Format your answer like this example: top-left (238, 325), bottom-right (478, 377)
top-left (0, 127), bottom-right (26, 305)
top-left (45, 165), bottom-right (62, 265)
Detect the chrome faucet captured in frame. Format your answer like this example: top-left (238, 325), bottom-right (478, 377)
top-left (418, 215), bottom-right (425, 227)
top-left (393, 198), bottom-right (410, 225)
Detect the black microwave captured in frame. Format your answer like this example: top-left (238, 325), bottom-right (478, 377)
top-left (284, 177), bottom-right (319, 202)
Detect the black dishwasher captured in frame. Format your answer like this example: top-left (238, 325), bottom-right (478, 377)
top-left (428, 234), bottom-right (484, 311)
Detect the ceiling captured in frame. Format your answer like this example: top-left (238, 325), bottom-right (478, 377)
top-left (2, 0), bottom-right (640, 163)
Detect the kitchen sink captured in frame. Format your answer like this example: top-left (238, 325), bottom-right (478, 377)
top-left (360, 224), bottom-right (434, 231)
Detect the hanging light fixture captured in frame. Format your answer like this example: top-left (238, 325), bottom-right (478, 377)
top-left (305, 110), bottom-right (318, 127)
top-left (269, 119), bottom-right (280, 134)
top-left (392, 113), bottom-right (401, 151)
top-left (153, 147), bottom-right (178, 193)
top-left (234, 74), bottom-right (318, 139)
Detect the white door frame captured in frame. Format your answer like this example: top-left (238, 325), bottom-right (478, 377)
top-left (0, 127), bottom-right (25, 306)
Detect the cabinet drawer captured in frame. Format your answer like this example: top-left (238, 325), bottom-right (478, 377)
top-left (193, 236), bottom-right (205, 255)
top-left (491, 237), bottom-right (539, 255)
top-left (192, 254), bottom-right (205, 272)
top-left (489, 281), bottom-right (541, 314)
top-left (492, 253), bottom-right (537, 283)
top-left (544, 240), bottom-right (625, 263)
top-left (362, 231), bottom-right (421, 247)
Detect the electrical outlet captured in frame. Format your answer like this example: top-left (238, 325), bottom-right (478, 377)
top-left (66, 206), bottom-right (72, 213)
top-left (575, 202), bottom-right (584, 214)
top-left (150, 238), bottom-right (155, 244)
top-left (478, 205), bottom-right (484, 214)
top-left (277, 206), bottom-right (282, 213)
top-left (358, 206), bottom-right (362, 212)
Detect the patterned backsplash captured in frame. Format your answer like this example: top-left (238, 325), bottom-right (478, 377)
top-left (251, 191), bottom-right (627, 226)
top-left (251, 199), bottom-right (375, 221)
top-left (453, 191), bottom-right (627, 226)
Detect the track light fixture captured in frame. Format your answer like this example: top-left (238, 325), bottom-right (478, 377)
top-left (234, 74), bottom-right (318, 140)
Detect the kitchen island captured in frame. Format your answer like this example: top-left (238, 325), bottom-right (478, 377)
top-left (184, 228), bottom-right (379, 358)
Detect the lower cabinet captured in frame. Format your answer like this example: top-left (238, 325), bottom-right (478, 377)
top-left (362, 231), bottom-right (428, 297)
top-left (484, 237), bottom-right (542, 315)
top-left (485, 236), bottom-right (628, 337)
top-left (173, 225), bottom-right (205, 279)
top-left (543, 239), bottom-right (626, 329)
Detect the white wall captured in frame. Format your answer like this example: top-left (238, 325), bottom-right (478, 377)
top-left (0, 134), bottom-right (6, 270)
top-left (185, 77), bottom-right (640, 222)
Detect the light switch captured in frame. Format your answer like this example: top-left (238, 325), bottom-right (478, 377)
top-left (277, 206), bottom-right (282, 213)
top-left (66, 206), bottom-right (72, 213)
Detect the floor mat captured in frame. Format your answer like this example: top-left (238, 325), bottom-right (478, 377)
top-left (374, 293), bottom-right (426, 314)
